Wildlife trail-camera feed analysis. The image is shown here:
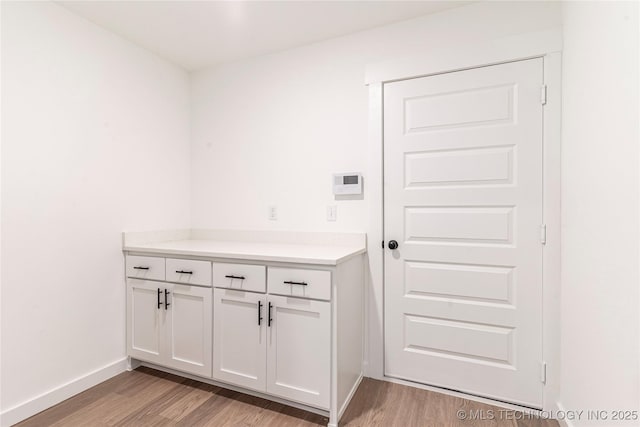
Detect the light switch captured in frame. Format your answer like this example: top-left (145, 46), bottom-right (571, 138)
top-left (327, 205), bottom-right (337, 222)
top-left (268, 205), bottom-right (277, 221)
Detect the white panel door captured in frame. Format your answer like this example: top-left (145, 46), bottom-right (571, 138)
top-left (213, 289), bottom-right (266, 392)
top-left (127, 280), bottom-right (163, 364)
top-left (266, 295), bottom-right (330, 410)
top-left (164, 284), bottom-right (212, 377)
top-left (384, 58), bottom-right (544, 407)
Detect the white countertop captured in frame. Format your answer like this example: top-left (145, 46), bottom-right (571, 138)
top-left (123, 238), bottom-right (366, 266)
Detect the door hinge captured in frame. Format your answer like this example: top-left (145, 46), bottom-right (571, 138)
top-left (541, 85), bottom-right (547, 105)
top-left (540, 224), bottom-right (547, 245)
top-left (540, 361), bottom-right (547, 384)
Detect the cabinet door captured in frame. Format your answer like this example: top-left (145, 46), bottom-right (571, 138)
top-left (266, 295), bottom-right (330, 409)
top-left (127, 280), bottom-right (163, 364)
top-left (213, 289), bottom-right (266, 392)
top-left (164, 284), bottom-right (212, 377)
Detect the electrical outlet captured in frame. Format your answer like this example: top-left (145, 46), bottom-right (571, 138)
top-left (268, 205), bottom-right (277, 221)
top-left (327, 205), bottom-right (337, 222)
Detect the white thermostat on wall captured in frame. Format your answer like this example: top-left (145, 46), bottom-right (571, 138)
top-left (333, 173), bottom-right (363, 195)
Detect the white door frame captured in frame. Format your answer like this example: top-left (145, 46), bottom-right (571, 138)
top-left (364, 28), bottom-right (562, 412)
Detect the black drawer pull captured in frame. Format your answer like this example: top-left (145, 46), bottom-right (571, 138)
top-left (164, 289), bottom-right (170, 310)
top-left (268, 302), bottom-right (273, 327)
top-left (157, 288), bottom-right (162, 309)
top-left (284, 280), bottom-right (307, 286)
top-left (175, 270), bottom-right (193, 274)
top-left (258, 301), bottom-right (263, 326)
top-left (133, 266), bottom-right (150, 270)
top-left (225, 275), bottom-right (245, 280)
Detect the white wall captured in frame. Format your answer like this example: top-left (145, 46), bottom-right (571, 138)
top-left (190, 1), bottom-right (562, 232)
top-left (0, 1), bottom-right (191, 421)
top-left (190, 0), bottom-right (562, 404)
top-left (560, 1), bottom-right (639, 425)
top-left (5, 1), bottom-right (639, 425)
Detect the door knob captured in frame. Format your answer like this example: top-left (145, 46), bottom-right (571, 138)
top-left (388, 240), bottom-right (399, 250)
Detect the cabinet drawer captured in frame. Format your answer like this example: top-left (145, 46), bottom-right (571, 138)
top-left (126, 256), bottom-right (165, 281)
top-left (166, 258), bottom-right (212, 287)
top-left (213, 263), bottom-right (266, 293)
top-left (267, 267), bottom-right (331, 301)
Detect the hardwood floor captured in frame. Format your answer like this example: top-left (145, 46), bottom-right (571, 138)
top-left (15, 367), bottom-right (559, 427)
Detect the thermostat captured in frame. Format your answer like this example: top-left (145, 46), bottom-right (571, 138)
top-left (333, 173), bottom-right (362, 195)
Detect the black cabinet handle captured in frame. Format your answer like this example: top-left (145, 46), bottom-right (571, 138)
top-left (134, 266), bottom-right (150, 270)
top-left (268, 302), bottom-right (273, 327)
top-left (284, 280), bottom-right (307, 286)
top-left (175, 270), bottom-right (193, 274)
top-left (164, 289), bottom-right (170, 310)
top-left (157, 288), bottom-right (162, 309)
top-left (225, 275), bottom-right (245, 280)
top-left (388, 240), bottom-right (399, 250)
top-left (258, 301), bottom-right (263, 326)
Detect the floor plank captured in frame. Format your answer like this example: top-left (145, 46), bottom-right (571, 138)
top-left (15, 367), bottom-right (559, 427)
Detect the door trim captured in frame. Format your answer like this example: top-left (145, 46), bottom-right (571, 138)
top-left (364, 33), bottom-right (562, 413)
top-left (365, 28), bottom-right (562, 85)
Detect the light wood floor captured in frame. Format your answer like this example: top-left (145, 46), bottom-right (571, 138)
top-left (16, 367), bottom-right (559, 427)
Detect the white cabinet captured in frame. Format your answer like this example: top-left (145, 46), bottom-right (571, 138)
top-left (166, 258), bottom-right (212, 286)
top-left (267, 267), bottom-right (331, 301)
top-left (125, 250), bottom-right (364, 427)
top-left (212, 262), bottom-right (266, 292)
top-left (126, 278), bottom-right (212, 378)
top-left (266, 295), bottom-right (331, 409)
top-left (212, 290), bottom-right (331, 409)
top-left (213, 288), bottom-right (266, 391)
top-left (126, 255), bottom-right (165, 281)
top-left (128, 280), bottom-right (163, 364)
top-left (165, 283), bottom-right (212, 377)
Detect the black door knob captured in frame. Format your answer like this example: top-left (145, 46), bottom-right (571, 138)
top-left (388, 240), bottom-right (399, 250)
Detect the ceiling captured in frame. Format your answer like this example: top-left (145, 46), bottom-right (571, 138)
top-left (57, 1), bottom-right (471, 71)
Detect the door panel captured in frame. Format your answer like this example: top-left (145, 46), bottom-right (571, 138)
top-left (165, 284), bottom-right (212, 377)
top-left (405, 206), bottom-right (514, 244)
top-left (404, 315), bottom-right (514, 364)
top-left (404, 83), bottom-right (516, 132)
top-left (404, 261), bottom-right (513, 303)
top-left (212, 289), bottom-right (266, 392)
top-left (384, 58), bottom-right (543, 407)
top-left (404, 146), bottom-right (514, 188)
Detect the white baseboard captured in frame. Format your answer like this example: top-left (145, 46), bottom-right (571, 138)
top-left (338, 374), bottom-right (364, 420)
top-left (554, 401), bottom-right (573, 427)
top-left (0, 358), bottom-right (127, 427)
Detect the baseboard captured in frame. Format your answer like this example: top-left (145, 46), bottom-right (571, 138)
top-left (554, 401), bottom-right (572, 427)
top-left (0, 358), bottom-right (127, 427)
top-left (338, 374), bottom-right (363, 420)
